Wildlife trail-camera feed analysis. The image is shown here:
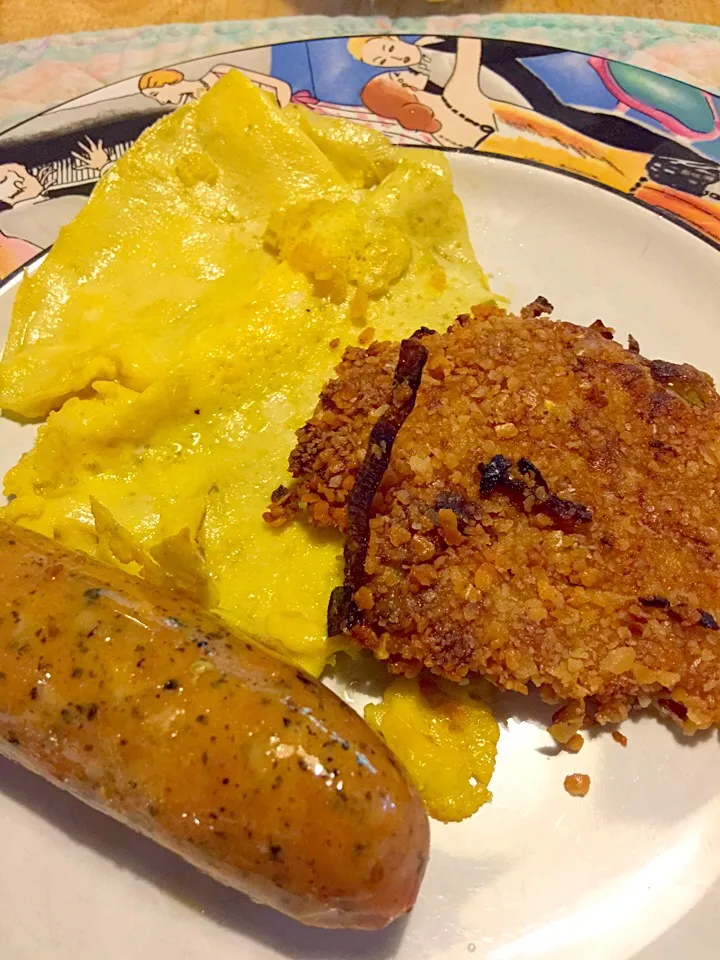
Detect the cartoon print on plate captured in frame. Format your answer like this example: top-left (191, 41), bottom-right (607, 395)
top-left (70, 136), bottom-right (116, 176)
top-left (0, 34), bottom-right (719, 281)
top-left (138, 63), bottom-right (292, 108)
top-left (0, 131), bottom-right (130, 259)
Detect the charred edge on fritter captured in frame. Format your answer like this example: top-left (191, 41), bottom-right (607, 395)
top-left (658, 698), bottom-right (689, 722)
top-left (327, 585), bottom-right (359, 638)
top-left (699, 610), bottom-right (719, 630)
top-left (433, 491), bottom-right (472, 533)
top-left (520, 296), bottom-right (553, 319)
top-left (648, 360), bottom-right (710, 407)
top-left (590, 319), bottom-right (614, 340)
top-left (411, 327), bottom-right (436, 340)
top-left (639, 596), bottom-right (719, 630)
top-left (262, 482), bottom-right (300, 528)
top-left (628, 334), bottom-right (640, 354)
top-left (477, 455), bottom-right (593, 534)
top-left (270, 484), bottom-right (290, 504)
top-left (649, 360), bottom-right (693, 386)
top-left (344, 338), bottom-right (429, 588)
top-left (517, 458), bottom-right (593, 532)
top-left (639, 596), bottom-right (671, 609)
top-left (327, 337), bottom-right (428, 638)
top-left (478, 454), bottom-right (513, 496)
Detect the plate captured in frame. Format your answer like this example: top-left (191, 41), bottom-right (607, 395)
top-left (1, 34), bottom-right (720, 960)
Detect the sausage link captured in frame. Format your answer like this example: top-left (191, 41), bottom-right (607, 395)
top-left (0, 522), bottom-right (429, 928)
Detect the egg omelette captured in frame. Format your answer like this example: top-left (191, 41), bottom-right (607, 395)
top-left (0, 72), bottom-right (499, 818)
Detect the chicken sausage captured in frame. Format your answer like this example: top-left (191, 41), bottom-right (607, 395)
top-left (0, 522), bottom-right (429, 928)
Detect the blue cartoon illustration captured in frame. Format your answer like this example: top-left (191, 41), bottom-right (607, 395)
top-left (0, 34), bottom-right (719, 282)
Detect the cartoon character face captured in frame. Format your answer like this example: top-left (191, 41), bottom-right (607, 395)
top-left (0, 164), bottom-right (45, 206)
top-left (361, 37), bottom-right (422, 69)
top-left (141, 83), bottom-right (189, 106)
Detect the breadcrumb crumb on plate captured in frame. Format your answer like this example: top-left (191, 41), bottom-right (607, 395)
top-left (564, 773), bottom-right (591, 797)
top-left (564, 733), bottom-right (585, 753)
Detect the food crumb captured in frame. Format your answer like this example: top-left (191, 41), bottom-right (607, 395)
top-left (564, 773), bottom-right (590, 797)
top-left (612, 730), bottom-right (628, 747)
top-left (329, 337), bottom-right (340, 350)
top-left (354, 586), bottom-right (375, 611)
top-left (565, 733), bottom-right (584, 753)
top-left (358, 326), bottom-right (376, 345)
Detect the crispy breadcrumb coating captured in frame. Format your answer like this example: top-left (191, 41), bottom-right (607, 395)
top-left (271, 301), bottom-right (720, 733)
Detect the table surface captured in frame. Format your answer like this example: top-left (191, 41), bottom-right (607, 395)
top-left (1, 0), bottom-right (717, 44)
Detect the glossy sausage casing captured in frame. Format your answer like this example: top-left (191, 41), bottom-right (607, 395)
top-left (0, 522), bottom-right (429, 928)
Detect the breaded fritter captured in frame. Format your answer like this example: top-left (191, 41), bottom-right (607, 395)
top-left (271, 301), bottom-right (720, 733)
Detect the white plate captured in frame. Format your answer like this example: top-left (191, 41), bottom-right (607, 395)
top-left (2, 152), bottom-right (720, 960)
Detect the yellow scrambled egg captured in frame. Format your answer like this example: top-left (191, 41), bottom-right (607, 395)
top-left (0, 72), bottom-right (500, 816)
top-left (366, 676), bottom-right (499, 822)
